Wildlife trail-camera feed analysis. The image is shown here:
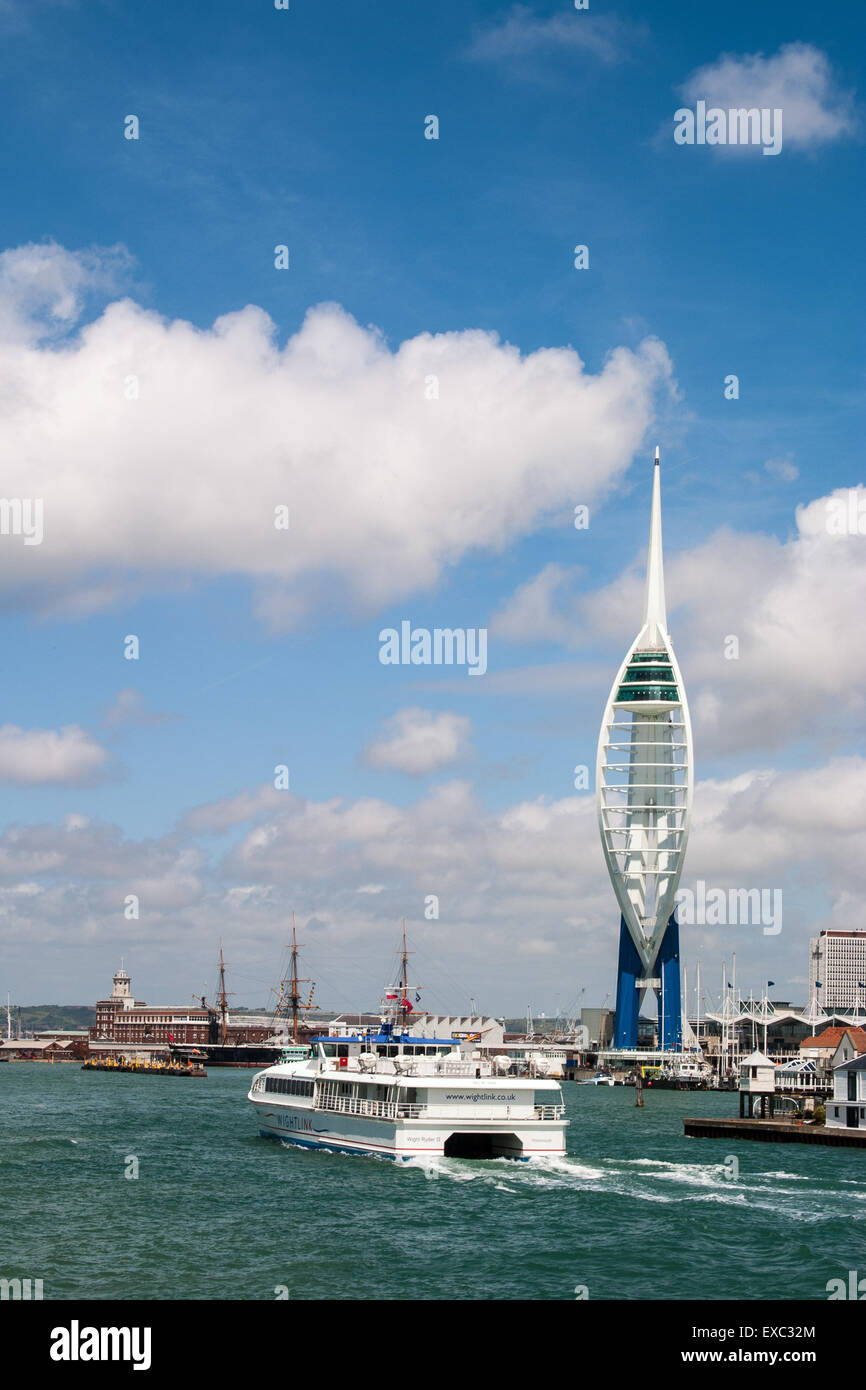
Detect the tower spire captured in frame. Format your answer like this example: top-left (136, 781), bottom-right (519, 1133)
top-left (642, 446), bottom-right (667, 646)
top-left (596, 441), bottom-right (693, 1054)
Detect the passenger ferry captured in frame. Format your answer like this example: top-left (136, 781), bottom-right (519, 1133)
top-left (248, 1021), bottom-right (568, 1160)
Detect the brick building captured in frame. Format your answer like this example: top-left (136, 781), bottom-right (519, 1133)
top-left (89, 965), bottom-right (211, 1048)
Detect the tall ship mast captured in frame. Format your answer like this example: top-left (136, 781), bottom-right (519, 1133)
top-left (216, 939), bottom-right (231, 1046)
top-left (274, 913), bottom-right (316, 1043)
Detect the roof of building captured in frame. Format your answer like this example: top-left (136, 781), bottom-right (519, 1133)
top-left (95, 1005), bottom-right (209, 1017)
top-left (310, 1033), bottom-right (458, 1047)
top-left (834, 1054), bottom-right (866, 1073)
top-left (815, 930), bottom-right (866, 939)
top-left (801, 1026), bottom-right (866, 1051)
top-left (740, 1050), bottom-right (775, 1067)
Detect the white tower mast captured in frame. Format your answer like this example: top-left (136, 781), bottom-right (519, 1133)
top-left (596, 448), bottom-right (693, 1048)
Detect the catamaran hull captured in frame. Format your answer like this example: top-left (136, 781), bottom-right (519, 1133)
top-left (251, 1102), bottom-right (567, 1160)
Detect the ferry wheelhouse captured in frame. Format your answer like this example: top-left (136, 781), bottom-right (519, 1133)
top-left (248, 1022), bottom-right (568, 1160)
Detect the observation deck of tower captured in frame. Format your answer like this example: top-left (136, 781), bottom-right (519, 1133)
top-left (595, 448), bottom-right (693, 1051)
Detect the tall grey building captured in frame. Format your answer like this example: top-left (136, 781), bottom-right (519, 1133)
top-left (809, 931), bottom-right (866, 1010)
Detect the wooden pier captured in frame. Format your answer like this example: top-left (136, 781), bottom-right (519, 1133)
top-left (684, 1116), bottom-right (866, 1147)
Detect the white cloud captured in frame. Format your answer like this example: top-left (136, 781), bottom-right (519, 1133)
top-left (102, 688), bottom-right (173, 729)
top-left (363, 708), bottom-right (472, 776)
top-left (490, 562), bottom-right (580, 647)
top-left (678, 43), bottom-right (857, 150)
top-left (0, 240), bottom-right (129, 345)
top-left (0, 242), bottom-right (673, 624)
top-left (2, 752), bottom-right (865, 1006)
top-left (764, 453), bottom-right (798, 482)
top-left (181, 784), bottom-right (288, 835)
top-left (0, 724), bottom-right (109, 785)
top-left (493, 483), bottom-right (866, 756)
top-left (465, 5), bottom-right (634, 67)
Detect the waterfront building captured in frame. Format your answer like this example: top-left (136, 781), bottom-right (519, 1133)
top-left (830, 1028), bottom-right (866, 1070)
top-left (0, 1037), bottom-right (77, 1059)
top-left (580, 1007), bottom-right (614, 1049)
top-left (828, 1052), bottom-right (866, 1130)
top-left (738, 1050), bottom-right (777, 1119)
top-left (800, 1024), bottom-right (866, 1087)
top-left (33, 1029), bottom-right (90, 1059)
top-left (597, 449), bottom-right (692, 1050)
top-left (326, 1012), bottom-right (505, 1047)
top-left (809, 930), bottom-right (866, 1011)
top-left (89, 965), bottom-right (210, 1049)
top-left (774, 1058), bottom-right (820, 1093)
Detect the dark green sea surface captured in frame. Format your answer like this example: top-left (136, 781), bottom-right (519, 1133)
top-left (1, 1063), bottom-right (860, 1301)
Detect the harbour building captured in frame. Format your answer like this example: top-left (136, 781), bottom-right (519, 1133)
top-left (596, 449), bottom-right (693, 1051)
top-left (90, 965), bottom-right (211, 1050)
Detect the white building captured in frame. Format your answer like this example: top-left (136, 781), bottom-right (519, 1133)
top-left (828, 1054), bottom-right (866, 1130)
top-left (326, 1013), bottom-right (505, 1047)
top-left (738, 1050), bottom-right (777, 1118)
top-left (809, 931), bottom-right (866, 1011)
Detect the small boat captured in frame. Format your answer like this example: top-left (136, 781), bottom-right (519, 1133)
top-left (578, 1069), bottom-right (616, 1086)
top-left (645, 1057), bottom-right (712, 1090)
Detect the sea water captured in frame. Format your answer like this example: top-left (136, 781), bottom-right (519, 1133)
top-left (0, 1064), bottom-right (859, 1301)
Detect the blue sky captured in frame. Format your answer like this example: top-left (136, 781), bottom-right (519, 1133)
top-left (0, 0), bottom-right (864, 1016)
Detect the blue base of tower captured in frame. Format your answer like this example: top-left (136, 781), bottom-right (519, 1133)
top-left (613, 912), bottom-right (682, 1051)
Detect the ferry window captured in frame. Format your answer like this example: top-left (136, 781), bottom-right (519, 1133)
top-left (337, 1044), bottom-right (349, 1058)
top-left (323, 1044), bottom-right (337, 1057)
top-left (376, 1046), bottom-right (386, 1056)
top-left (388, 1046), bottom-right (398, 1057)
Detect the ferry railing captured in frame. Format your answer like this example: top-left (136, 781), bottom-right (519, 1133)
top-left (534, 1105), bottom-right (566, 1120)
top-left (315, 1094), bottom-right (428, 1121)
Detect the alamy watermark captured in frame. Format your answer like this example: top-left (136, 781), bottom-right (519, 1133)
top-left (0, 498), bottom-right (43, 545)
top-left (826, 490), bottom-right (866, 536)
top-left (379, 622), bottom-right (487, 676)
top-left (0, 1277), bottom-right (43, 1300)
top-left (675, 881), bottom-right (782, 936)
top-left (827, 1270), bottom-right (866, 1300)
top-left (50, 1323), bottom-right (151, 1371)
top-left (674, 101), bottom-right (782, 156)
